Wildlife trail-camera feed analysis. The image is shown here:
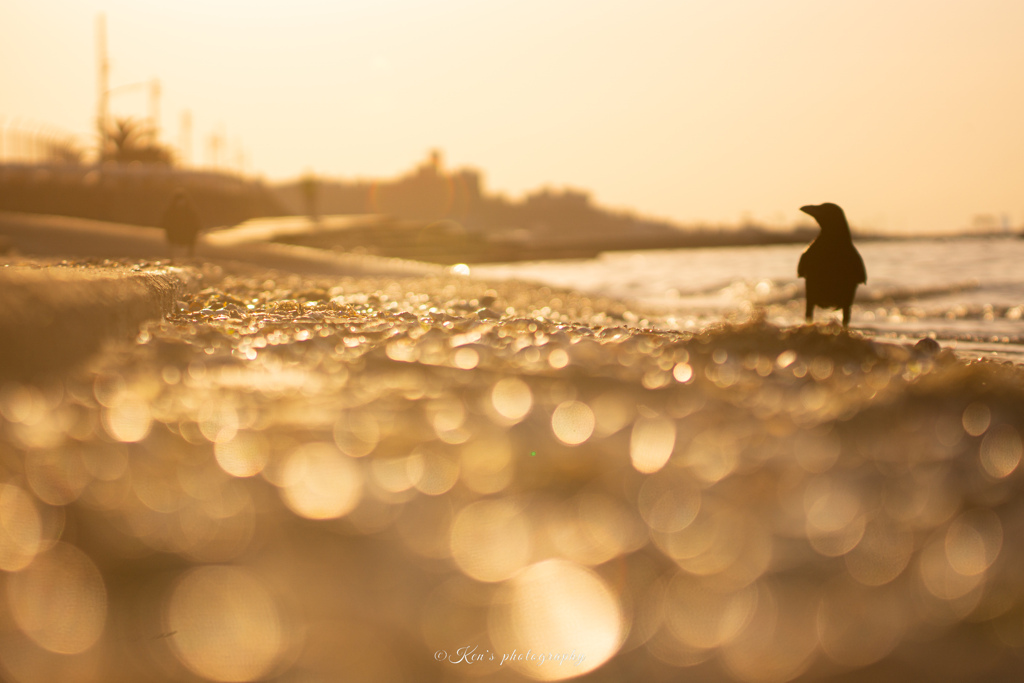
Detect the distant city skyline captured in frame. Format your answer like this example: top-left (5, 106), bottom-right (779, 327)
top-left (2, 0), bottom-right (1023, 234)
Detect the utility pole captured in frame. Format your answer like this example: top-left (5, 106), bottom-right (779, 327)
top-left (180, 110), bottom-right (193, 167)
top-left (96, 14), bottom-right (110, 151)
top-left (150, 79), bottom-right (161, 141)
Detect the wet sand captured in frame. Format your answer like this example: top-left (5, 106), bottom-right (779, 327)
top-left (3, 253), bottom-right (1024, 682)
top-left (0, 259), bottom-right (192, 380)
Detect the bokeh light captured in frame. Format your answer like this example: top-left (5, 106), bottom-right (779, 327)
top-left (639, 472), bottom-right (701, 533)
top-left (719, 580), bottom-right (819, 683)
top-left (7, 542), bottom-right (107, 655)
top-left (551, 401), bottom-right (595, 446)
top-left (459, 436), bottom-right (514, 494)
top-left (844, 520), bottom-right (914, 586)
top-left (0, 483), bottom-right (43, 572)
top-left (629, 416), bottom-right (677, 473)
top-left (167, 565), bottom-right (286, 682)
top-left (451, 498), bottom-right (531, 582)
top-left (979, 424), bottom-right (1022, 478)
top-left (413, 448), bottom-right (460, 495)
top-left (279, 443), bottom-right (363, 519)
top-left (664, 574), bottom-right (758, 651)
top-left (944, 508), bottom-right (1002, 577)
top-left (101, 391), bottom-right (153, 442)
top-left (214, 430), bottom-right (269, 478)
top-left (491, 377), bottom-right (533, 423)
top-left (489, 559), bottom-right (622, 680)
top-left (962, 402), bottom-right (991, 437)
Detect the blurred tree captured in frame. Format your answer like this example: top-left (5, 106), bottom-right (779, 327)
top-left (100, 117), bottom-right (174, 165)
top-left (47, 138), bottom-right (84, 164)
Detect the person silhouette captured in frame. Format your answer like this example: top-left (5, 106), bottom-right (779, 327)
top-left (161, 188), bottom-right (202, 256)
top-left (301, 172), bottom-right (319, 222)
top-left (797, 203), bottom-right (867, 327)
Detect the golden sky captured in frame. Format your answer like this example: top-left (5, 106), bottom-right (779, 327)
top-left (2, 0), bottom-right (1023, 233)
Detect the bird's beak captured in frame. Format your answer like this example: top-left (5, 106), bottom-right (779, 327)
top-left (799, 205), bottom-right (816, 216)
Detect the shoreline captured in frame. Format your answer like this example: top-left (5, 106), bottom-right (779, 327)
top-left (3, 251), bottom-right (1024, 681)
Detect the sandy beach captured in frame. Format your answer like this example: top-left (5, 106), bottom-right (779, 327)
top-left (2, 230), bottom-right (1024, 682)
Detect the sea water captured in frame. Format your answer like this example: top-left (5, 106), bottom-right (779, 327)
top-left (473, 235), bottom-right (1024, 360)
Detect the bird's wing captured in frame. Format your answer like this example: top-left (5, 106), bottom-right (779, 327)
top-left (798, 241), bottom-right (867, 283)
top-left (852, 248), bottom-right (867, 283)
top-left (797, 242), bottom-right (825, 278)
top-left (797, 246), bottom-right (812, 277)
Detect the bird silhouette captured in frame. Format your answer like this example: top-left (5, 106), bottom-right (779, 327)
top-left (797, 203), bottom-right (867, 327)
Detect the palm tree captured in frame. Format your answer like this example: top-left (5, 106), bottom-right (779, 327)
top-left (99, 117), bottom-right (174, 165)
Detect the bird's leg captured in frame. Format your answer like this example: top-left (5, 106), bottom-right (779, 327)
top-left (842, 306), bottom-right (851, 327)
top-left (805, 300), bottom-right (814, 323)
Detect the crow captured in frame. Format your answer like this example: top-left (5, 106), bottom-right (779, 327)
top-left (797, 202), bottom-right (867, 327)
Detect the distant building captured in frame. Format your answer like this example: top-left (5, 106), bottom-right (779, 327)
top-left (276, 150), bottom-right (482, 224)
